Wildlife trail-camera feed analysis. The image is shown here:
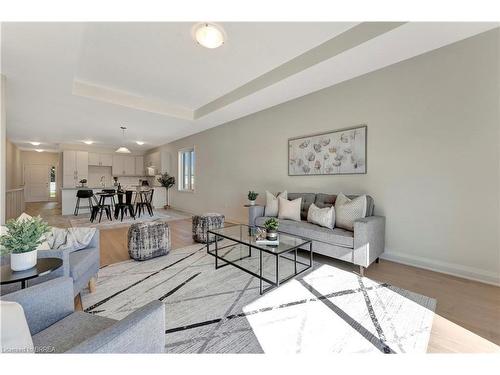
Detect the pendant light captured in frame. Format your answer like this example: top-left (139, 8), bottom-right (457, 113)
top-left (115, 126), bottom-right (131, 153)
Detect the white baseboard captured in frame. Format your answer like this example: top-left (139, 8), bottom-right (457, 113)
top-left (381, 250), bottom-right (500, 287)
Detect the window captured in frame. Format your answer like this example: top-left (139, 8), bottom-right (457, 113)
top-left (49, 166), bottom-right (56, 198)
top-left (178, 148), bottom-right (195, 191)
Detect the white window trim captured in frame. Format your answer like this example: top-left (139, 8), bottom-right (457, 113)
top-left (178, 146), bottom-right (195, 193)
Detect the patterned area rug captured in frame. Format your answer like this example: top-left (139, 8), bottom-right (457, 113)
top-left (69, 209), bottom-right (190, 229)
top-left (81, 241), bottom-right (436, 353)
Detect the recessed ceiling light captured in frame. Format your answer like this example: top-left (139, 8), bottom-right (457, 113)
top-left (35, 149), bottom-right (44, 153)
top-left (193, 23), bottom-right (225, 49)
top-left (30, 142), bottom-right (41, 146)
top-left (136, 141), bottom-right (145, 145)
top-left (83, 140), bottom-right (94, 145)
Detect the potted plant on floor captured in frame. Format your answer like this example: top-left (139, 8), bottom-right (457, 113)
top-left (247, 190), bottom-right (259, 206)
top-left (263, 217), bottom-right (279, 241)
top-left (157, 172), bottom-right (176, 209)
top-left (0, 216), bottom-right (51, 271)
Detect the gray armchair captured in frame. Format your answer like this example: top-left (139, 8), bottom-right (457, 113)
top-left (0, 230), bottom-right (100, 297)
top-left (1, 277), bottom-right (166, 353)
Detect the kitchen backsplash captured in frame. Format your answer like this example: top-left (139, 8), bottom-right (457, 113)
top-left (88, 166), bottom-right (153, 187)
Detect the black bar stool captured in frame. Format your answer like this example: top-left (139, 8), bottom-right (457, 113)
top-left (74, 189), bottom-right (94, 216)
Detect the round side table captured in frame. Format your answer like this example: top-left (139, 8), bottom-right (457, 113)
top-left (0, 257), bottom-right (63, 289)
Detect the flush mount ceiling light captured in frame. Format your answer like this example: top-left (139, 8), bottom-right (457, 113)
top-left (35, 149), bottom-right (44, 153)
top-left (30, 142), bottom-right (41, 146)
top-left (115, 126), bottom-right (131, 154)
top-left (192, 23), bottom-right (225, 49)
top-left (136, 141), bottom-right (145, 145)
top-left (83, 140), bottom-right (94, 145)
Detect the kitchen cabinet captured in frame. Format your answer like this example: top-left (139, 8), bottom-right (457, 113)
top-left (145, 151), bottom-right (161, 175)
top-left (135, 156), bottom-right (144, 175)
top-left (63, 151), bottom-right (88, 187)
top-left (89, 153), bottom-right (113, 167)
top-left (113, 155), bottom-right (137, 176)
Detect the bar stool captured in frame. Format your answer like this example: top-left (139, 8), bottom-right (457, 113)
top-left (102, 189), bottom-right (117, 206)
top-left (74, 189), bottom-right (94, 216)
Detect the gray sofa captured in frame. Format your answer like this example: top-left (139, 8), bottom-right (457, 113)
top-left (1, 277), bottom-right (166, 353)
top-left (0, 230), bottom-right (100, 297)
top-left (249, 193), bottom-right (385, 275)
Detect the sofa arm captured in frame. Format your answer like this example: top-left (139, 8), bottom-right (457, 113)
top-left (353, 216), bottom-right (386, 268)
top-left (248, 205), bottom-right (265, 226)
top-left (68, 300), bottom-right (165, 353)
top-left (1, 277), bottom-right (74, 335)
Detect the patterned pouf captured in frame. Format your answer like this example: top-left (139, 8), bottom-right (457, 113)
top-left (192, 213), bottom-right (225, 244)
top-left (128, 221), bottom-right (171, 261)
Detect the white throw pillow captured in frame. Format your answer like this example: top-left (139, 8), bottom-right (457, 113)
top-left (0, 301), bottom-right (34, 353)
top-left (16, 212), bottom-right (33, 222)
top-left (334, 193), bottom-right (367, 231)
top-left (278, 196), bottom-right (302, 222)
top-left (307, 203), bottom-right (335, 229)
top-left (264, 190), bottom-right (288, 217)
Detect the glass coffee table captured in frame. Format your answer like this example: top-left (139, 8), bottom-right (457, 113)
top-left (207, 224), bottom-right (313, 294)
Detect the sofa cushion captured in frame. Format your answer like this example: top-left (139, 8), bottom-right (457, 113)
top-left (288, 193), bottom-right (316, 220)
top-left (314, 193), bottom-right (337, 208)
top-left (255, 217), bottom-right (354, 248)
top-left (32, 312), bottom-right (115, 353)
top-left (278, 197), bottom-right (301, 222)
top-left (307, 203), bottom-right (335, 229)
top-left (69, 248), bottom-right (99, 282)
top-left (264, 191), bottom-right (287, 217)
top-left (335, 193), bottom-right (368, 231)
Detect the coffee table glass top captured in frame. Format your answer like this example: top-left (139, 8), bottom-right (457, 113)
top-left (209, 224), bottom-right (310, 254)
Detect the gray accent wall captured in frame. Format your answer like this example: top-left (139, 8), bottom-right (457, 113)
top-left (152, 28), bottom-right (500, 285)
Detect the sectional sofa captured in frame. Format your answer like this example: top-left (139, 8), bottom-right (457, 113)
top-left (248, 193), bottom-right (385, 275)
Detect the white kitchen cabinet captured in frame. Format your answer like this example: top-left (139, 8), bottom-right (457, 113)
top-left (135, 156), bottom-right (144, 175)
top-left (145, 151), bottom-right (161, 175)
top-left (89, 153), bottom-right (113, 167)
top-left (113, 155), bottom-right (137, 176)
top-left (63, 150), bottom-right (88, 187)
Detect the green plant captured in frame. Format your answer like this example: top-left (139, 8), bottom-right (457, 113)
top-left (157, 172), bottom-right (176, 190)
top-left (79, 178), bottom-right (87, 184)
top-left (247, 190), bottom-right (259, 201)
top-left (0, 217), bottom-right (51, 255)
top-left (263, 218), bottom-right (279, 231)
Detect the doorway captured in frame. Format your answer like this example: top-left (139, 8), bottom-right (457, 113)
top-left (24, 164), bottom-right (56, 202)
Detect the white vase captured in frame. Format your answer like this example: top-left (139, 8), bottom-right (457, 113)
top-left (249, 200), bottom-right (256, 206)
top-left (10, 250), bottom-right (37, 271)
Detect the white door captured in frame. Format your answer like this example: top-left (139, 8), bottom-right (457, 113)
top-left (25, 165), bottom-right (50, 202)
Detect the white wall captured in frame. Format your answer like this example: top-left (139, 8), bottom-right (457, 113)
top-left (0, 74), bottom-right (6, 224)
top-left (154, 29), bottom-right (500, 285)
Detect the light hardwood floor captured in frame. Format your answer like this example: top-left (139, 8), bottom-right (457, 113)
top-left (26, 202), bottom-right (500, 353)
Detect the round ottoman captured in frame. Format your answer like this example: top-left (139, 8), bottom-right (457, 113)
top-left (128, 221), bottom-right (171, 261)
top-left (192, 213), bottom-right (225, 244)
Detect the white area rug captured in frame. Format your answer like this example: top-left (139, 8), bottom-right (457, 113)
top-left (81, 241), bottom-right (436, 353)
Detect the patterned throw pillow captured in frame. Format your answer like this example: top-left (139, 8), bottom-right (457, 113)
top-left (334, 193), bottom-right (367, 231)
top-left (278, 197), bottom-right (302, 222)
top-left (307, 203), bottom-right (335, 229)
top-left (264, 190), bottom-right (288, 217)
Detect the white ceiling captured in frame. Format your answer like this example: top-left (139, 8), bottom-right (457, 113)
top-left (2, 22), bottom-right (498, 152)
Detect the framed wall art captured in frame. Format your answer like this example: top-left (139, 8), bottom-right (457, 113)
top-left (288, 125), bottom-right (367, 176)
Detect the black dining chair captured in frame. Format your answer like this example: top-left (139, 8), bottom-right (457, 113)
top-left (114, 190), bottom-right (136, 222)
top-left (91, 193), bottom-right (114, 223)
top-left (135, 189), bottom-right (154, 218)
top-left (74, 189), bottom-right (95, 216)
top-left (102, 189), bottom-right (117, 206)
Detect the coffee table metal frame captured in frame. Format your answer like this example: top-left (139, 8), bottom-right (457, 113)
top-left (207, 224), bottom-right (313, 294)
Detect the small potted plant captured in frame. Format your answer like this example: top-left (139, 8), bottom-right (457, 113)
top-left (247, 190), bottom-right (259, 206)
top-left (79, 178), bottom-right (87, 187)
top-left (0, 216), bottom-right (51, 271)
top-left (263, 217), bottom-right (279, 241)
top-left (157, 172), bottom-right (176, 208)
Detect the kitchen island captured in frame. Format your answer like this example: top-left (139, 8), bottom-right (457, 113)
top-left (61, 186), bottom-right (166, 216)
